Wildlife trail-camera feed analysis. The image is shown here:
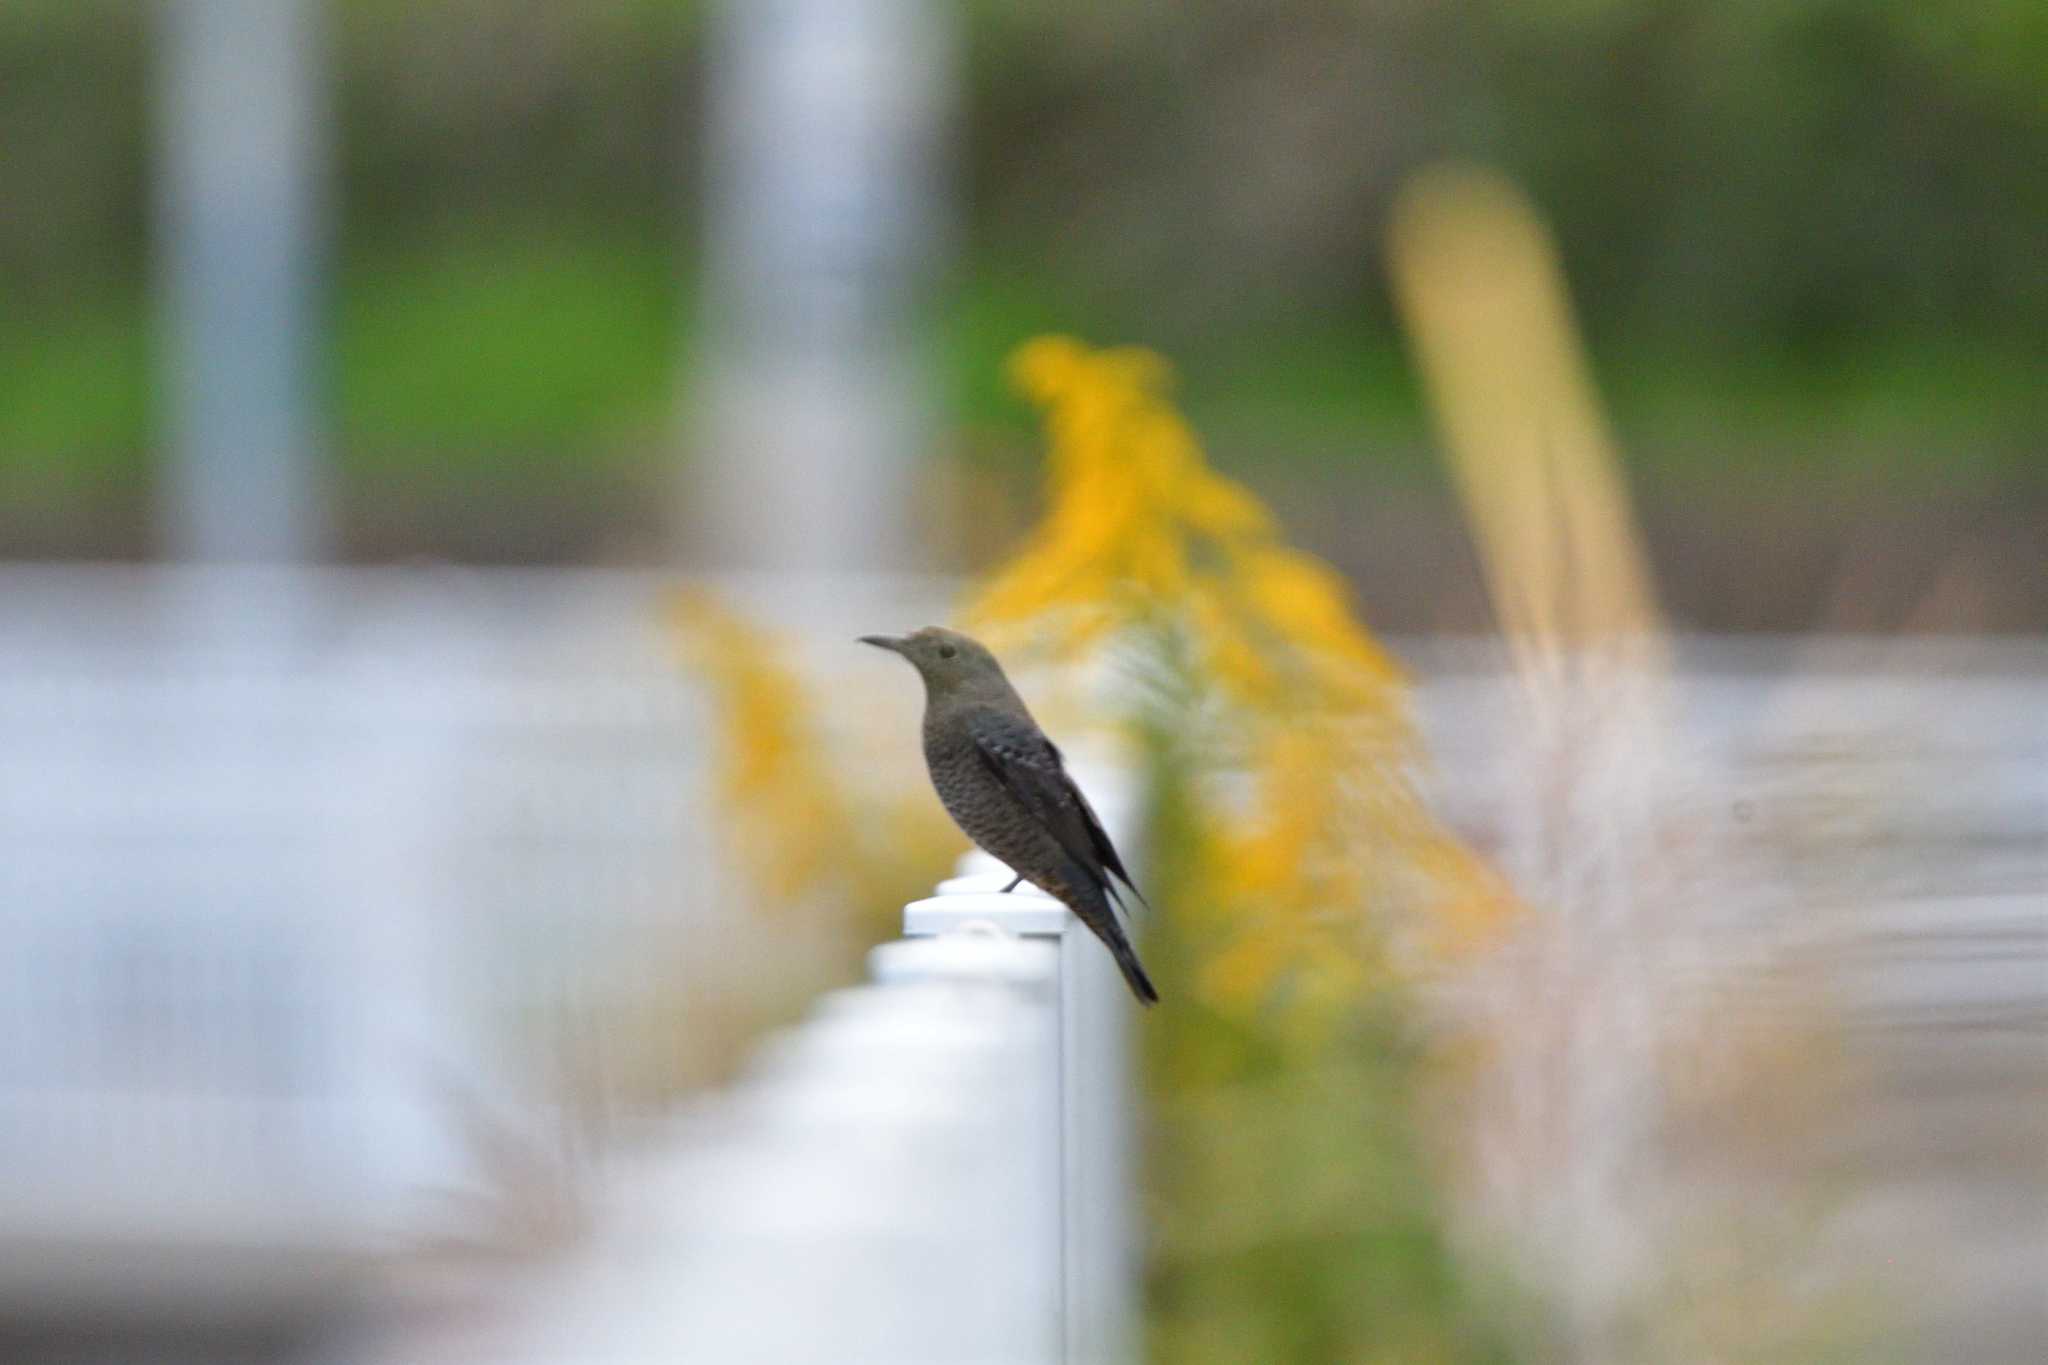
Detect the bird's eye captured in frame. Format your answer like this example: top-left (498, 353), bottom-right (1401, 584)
top-left (937, 644), bottom-right (958, 659)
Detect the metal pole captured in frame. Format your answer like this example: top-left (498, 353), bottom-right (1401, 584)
top-left (157, 0), bottom-right (326, 561)
top-left (689, 0), bottom-right (954, 572)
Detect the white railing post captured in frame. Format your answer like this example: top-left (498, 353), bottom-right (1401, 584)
top-left (905, 824), bottom-right (1144, 1365)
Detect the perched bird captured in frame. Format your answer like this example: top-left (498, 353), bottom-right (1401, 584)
top-left (860, 627), bottom-right (1159, 1005)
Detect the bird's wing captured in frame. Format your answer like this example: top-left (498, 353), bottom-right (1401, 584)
top-left (964, 706), bottom-right (1149, 915)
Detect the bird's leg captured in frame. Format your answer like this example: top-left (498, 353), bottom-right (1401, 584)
top-left (1000, 874), bottom-right (1023, 893)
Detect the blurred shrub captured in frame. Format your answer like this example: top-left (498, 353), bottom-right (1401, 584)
top-left (332, 0), bottom-right (695, 243)
top-left (7, 0), bottom-right (2042, 372)
top-left (0, 0), bottom-right (149, 304)
top-left (669, 589), bottom-right (958, 941)
top-left (965, 0), bottom-right (2048, 355)
top-left (967, 337), bottom-right (1523, 1360)
top-left (970, 337), bottom-right (1512, 1010)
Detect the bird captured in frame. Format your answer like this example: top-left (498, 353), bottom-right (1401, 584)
top-left (860, 626), bottom-right (1159, 1005)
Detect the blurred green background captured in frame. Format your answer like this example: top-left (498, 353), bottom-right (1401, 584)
top-left (2, 0), bottom-right (2042, 625)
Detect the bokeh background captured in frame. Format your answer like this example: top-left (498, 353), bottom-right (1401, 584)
top-left (1, 3), bottom-right (2042, 1363)
top-left (4, 0), bottom-right (2043, 623)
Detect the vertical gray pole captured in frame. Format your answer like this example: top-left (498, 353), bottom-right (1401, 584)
top-left (158, 0), bottom-right (326, 561)
top-left (690, 0), bottom-right (954, 572)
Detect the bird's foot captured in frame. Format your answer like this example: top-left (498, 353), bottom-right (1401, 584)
top-left (1000, 875), bottom-right (1023, 894)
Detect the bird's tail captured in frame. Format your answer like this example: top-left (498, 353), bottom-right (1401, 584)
top-left (1108, 933), bottom-right (1160, 1006)
top-left (1066, 872), bottom-right (1160, 1005)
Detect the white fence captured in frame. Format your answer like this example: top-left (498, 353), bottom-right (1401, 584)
top-left (0, 565), bottom-right (949, 1326)
top-left (462, 837), bottom-right (1145, 1365)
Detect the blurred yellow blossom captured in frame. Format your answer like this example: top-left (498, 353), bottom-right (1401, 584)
top-left (667, 590), bottom-right (955, 925)
top-left (667, 334), bottom-right (1511, 1017)
top-left (667, 590), bottom-right (850, 910)
top-left (973, 335), bottom-right (1513, 1018)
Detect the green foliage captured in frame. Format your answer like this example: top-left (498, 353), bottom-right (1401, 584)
top-left (336, 227), bottom-right (682, 474)
top-left (0, 294), bottom-right (151, 491)
top-left (1139, 725), bottom-right (1525, 1365)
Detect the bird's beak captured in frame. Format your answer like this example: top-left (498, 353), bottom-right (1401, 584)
top-left (859, 633), bottom-right (909, 655)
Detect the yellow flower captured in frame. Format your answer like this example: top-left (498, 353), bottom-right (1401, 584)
top-left (973, 335), bottom-right (1518, 1016)
top-left (667, 591), bottom-right (850, 908)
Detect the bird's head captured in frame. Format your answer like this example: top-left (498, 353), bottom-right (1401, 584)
top-left (859, 626), bottom-right (1010, 699)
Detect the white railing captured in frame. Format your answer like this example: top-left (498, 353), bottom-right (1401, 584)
top-left (0, 565), bottom-right (956, 1327)
top-left (484, 775), bottom-right (1146, 1365)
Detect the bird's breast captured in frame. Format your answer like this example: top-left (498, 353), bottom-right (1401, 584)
top-left (923, 725), bottom-right (1032, 856)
